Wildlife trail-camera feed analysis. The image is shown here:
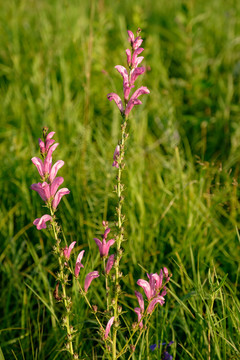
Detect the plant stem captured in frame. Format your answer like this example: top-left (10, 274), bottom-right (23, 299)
top-left (112, 116), bottom-right (128, 359)
top-left (50, 209), bottom-right (74, 358)
top-left (104, 258), bottom-right (110, 311)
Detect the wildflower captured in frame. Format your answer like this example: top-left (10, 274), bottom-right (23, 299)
top-left (106, 254), bottom-right (115, 275)
top-left (52, 188), bottom-right (70, 210)
top-left (75, 250), bottom-right (85, 277)
top-left (147, 296), bottom-right (165, 313)
top-left (33, 214), bottom-right (52, 230)
top-left (84, 271), bottom-right (99, 292)
top-left (104, 316), bottom-right (114, 339)
top-left (64, 241), bottom-right (76, 260)
top-left (94, 227), bottom-right (115, 257)
top-left (150, 341), bottom-right (174, 360)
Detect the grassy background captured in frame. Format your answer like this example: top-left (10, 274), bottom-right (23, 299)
top-left (1, 0), bottom-right (240, 358)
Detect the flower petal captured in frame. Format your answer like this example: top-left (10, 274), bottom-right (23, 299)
top-left (33, 215), bottom-right (52, 230)
top-left (52, 188), bottom-right (70, 209)
top-left (49, 160), bottom-right (64, 183)
top-left (84, 271), bottom-right (99, 292)
top-left (107, 93), bottom-right (124, 114)
top-left (137, 279), bottom-right (152, 300)
top-left (50, 177), bottom-right (64, 197)
top-left (106, 254), bottom-right (115, 275)
top-left (104, 316), bottom-right (114, 339)
top-left (31, 157), bottom-right (44, 178)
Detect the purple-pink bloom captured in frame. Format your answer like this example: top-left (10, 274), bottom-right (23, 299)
top-left (107, 93), bottom-right (124, 114)
top-left (126, 49), bottom-right (131, 66)
top-left (137, 279), bottom-right (152, 300)
top-left (49, 160), bottom-right (64, 182)
top-left (132, 47), bottom-right (144, 68)
top-left (63, 241), bottom-right (76, 260)
top-left (94, 237), bottom-right (115, 258)
top-left (33, 214), bottom-right (52, 230)
top-left (147, 296), bottom-right (165, 313)
top-left (133, 37), bottom-right (143, 50)
top-left (127, 30), bottom-right (135, 45)
top-left (134, 307), bottom-right (143, 328)
top-left (104, 316), bottom-right (114, 339)
top-left (135, 291), bottom-right (144, 312)
top-left (31, 182), bottom-right (51, 202)
top-left (31, 157), bottom-right (45, 178)
top-left (75, 250), bottom-right (85, 277)
top-left (84, 271), bottom-right (99, 292)
top-left (50, 177), bottom-right (64, 197)
top-left (52, 188), bottom-right (70, 210)
top-left (106, 254), bottom-right (115, 274)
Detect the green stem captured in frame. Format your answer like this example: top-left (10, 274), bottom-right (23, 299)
top-left (112, 117), bottom-right (128, 359)
top-left (50, 208), bottom-right (74, 358)
top-left (104, 258), bottom-right (110, 311)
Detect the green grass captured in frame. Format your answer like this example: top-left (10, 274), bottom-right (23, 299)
top-left (1, 0), bottom-right (240, 358)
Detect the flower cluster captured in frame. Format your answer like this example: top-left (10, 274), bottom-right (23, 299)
top-left (31, 129), bottom-right (70, 230)
top-left (63, 241), bottom-right (99, 292)
top-left (107, 29), bottom-right (150, 119)
top-left (150, 340), bottom-right (174, 360)
top-left (134, 268), bottom-right (171, 328)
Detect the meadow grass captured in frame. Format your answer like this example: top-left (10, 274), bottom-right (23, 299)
top-left (0, 0), bottom-right (240, 358)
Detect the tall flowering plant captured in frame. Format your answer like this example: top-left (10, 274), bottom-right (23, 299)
top-left (31, 28), bottom-right (172, 360)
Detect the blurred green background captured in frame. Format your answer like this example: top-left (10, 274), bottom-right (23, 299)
top-left (1, 0), bottom-right (240, 359)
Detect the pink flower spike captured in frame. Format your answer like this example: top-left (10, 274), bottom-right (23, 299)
top-left (106, 254), bottom-right (115, 275)
top-left (50, 177), bottom-right (64, 197)
top-left (46, 131), bottom-right (55, 140)
top-left (107, 93), bottom-right (124, 114)
top-left (137, 279), bottom-right (152, 300)
top-left (64, 241), bottom-right (76, 260)
top-left (49, 160), bottom-right (65, 183)
top-left (52, 188), bottom-right (70, 210)
top-left (135, 291), bottom-right (144, 312)
top-left (33, 214), bottom-right (52, 230)
top-left (127, 30), bottom-right (135, 44)
top-left (104, 316), bottom-right (114, 339)
top-left (84, 271), bottom-right (99, 292)
top-left (31, 157), bottom-right (44, 178)
top-left (75, 250), bottom-right (85, 277)
top-left (126, 49), bottom-right (131, 66)
top-left (147, 296), bottom-right (165, 314)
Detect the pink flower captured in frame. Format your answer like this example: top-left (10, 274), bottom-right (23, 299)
top-left (52, 188), bottom-right (70, 210)
top-left (107, 93), bottom-right (124, 114)
top-left (132, 48), bottom-right (144, 68)
top-left (84, 271), bottom-right (99, 292)
top-left (63, 241), bottom-right (76, 260)
top-left (104, 316), bottom-right (114, 339)
top-left (126, 49), bottom-right (131, 66)
top-left (106, 254), bottom-right (115, 274)
top-left (134, 307), bottom-right (143, 328)
top-left (75, 250), bottom-right (85, 277)
top-left (127, 30), bottom-right (135, 45)
top-left (94, 237), bottom-right (115, 258)
top-left (147, 296), bottom-right (165, 313)
top-left (50, 177), bottom-right (64, 197)
top-left (49, 160), bottom-right (64, 182)
top-left (33, 214), bottom-right (52, 230)
top-left (112, 145), bottom-right (120, 168)
top-left (135, 291), bottom-right (144, 312)
top-left (31, 182), bottom-right (51, 202)
top-left (125, 86), bottom-right (150, 118)
top-left (137, 279), bottom-right (152, 300)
